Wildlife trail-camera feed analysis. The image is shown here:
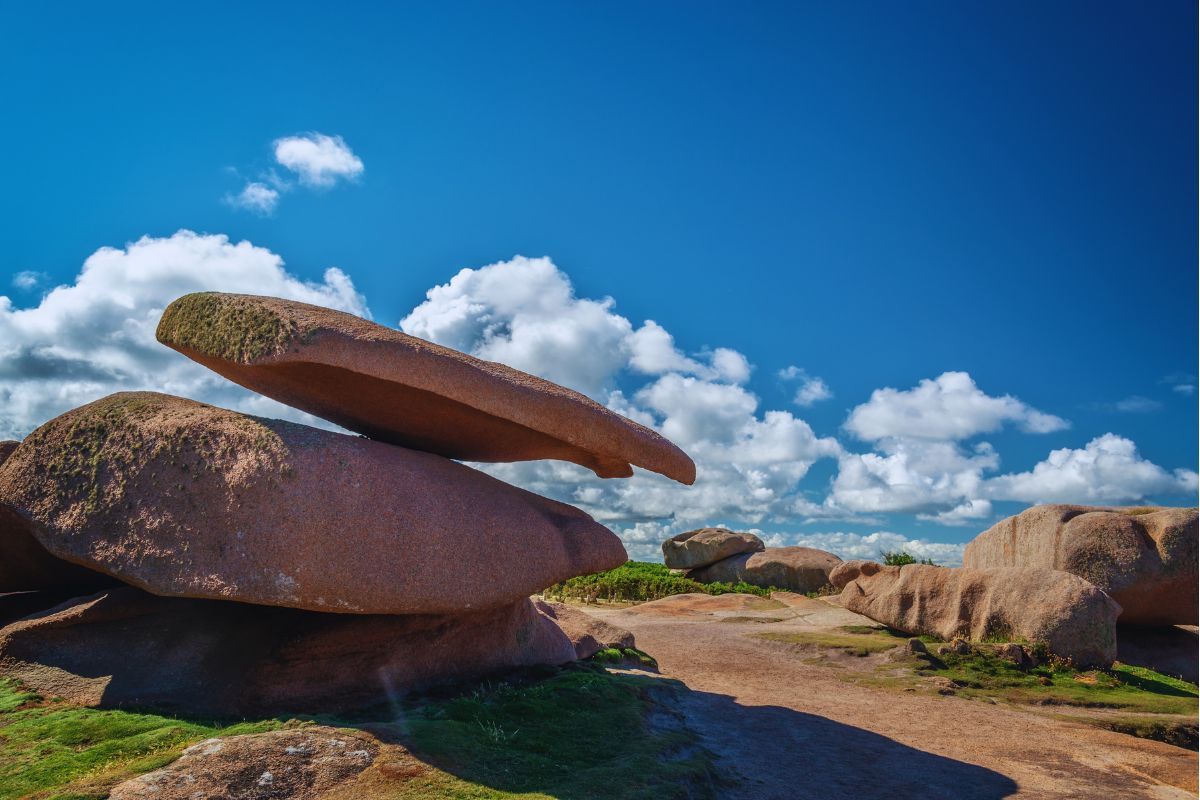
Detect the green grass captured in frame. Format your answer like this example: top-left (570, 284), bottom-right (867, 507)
top-left (757, 625), bottom-right (910, 656)
top-left (0, 679), bottom-right (282, 800)
top-left (543, 561), bottom-right (779, 602)
top-left (391, 665), bottom-right (717, 799)
top-left (0, 666), bottom-right (717, 800)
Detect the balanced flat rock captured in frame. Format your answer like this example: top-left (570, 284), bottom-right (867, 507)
top-left (662, 527), bottom-right (764, 570)
top-left (0, 587), bottom-right (578, 715)
top-left (0, 392), bottom-right (626, 614)
top-left (835, 561), bottom-right (1121, 667)
top-left (155, 292), bottom-right (695, 483)
top-left (962, 504), bottom-right (1198, 625)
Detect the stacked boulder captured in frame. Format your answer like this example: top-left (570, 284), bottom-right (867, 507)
top-left (0, 292), bottom-right (695, 715)
top-left (662, 528), bottom-right (841, 594)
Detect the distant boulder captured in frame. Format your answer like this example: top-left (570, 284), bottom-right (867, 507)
top-left (838, 564), bottom-right (1121, 667)
top-left (687, 546), bottom-right (841, 594)
top-left (662, 528), bottom-right (764, 570)
top-left (963, 504), bottom-right (1197, 625)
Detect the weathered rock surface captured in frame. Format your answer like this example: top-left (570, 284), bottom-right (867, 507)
top-left (0, 587), bottom-right (578, 715)
top-left (837, 562), bottom-right (1122, 667)
top-left (687, 547), bottom-right (842, 593)
top-left (1, 503), bottom-right (116, 595)
top-left (533, 599), bottom-right (635, 659)
top-left (0, 392), bottom-right (626, 615)
top-left (962, 504), bottom-right (1198, 625)
top-left (0, 441), bottom-right (18, 465)
top-left (662, 528), bottom-right (764, 570)
top-left (109, 726), bottom-right (379, 800)
top-left (155, 292), bottom-right (695, 483)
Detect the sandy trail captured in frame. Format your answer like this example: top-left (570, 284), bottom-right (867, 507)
top-left (586, 594), bottom-right (1197, 800)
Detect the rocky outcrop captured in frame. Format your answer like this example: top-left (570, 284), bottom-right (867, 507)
top-left (155, 292), bottom-right (695, 483)
top-left (109, 727), bottom-right (379, 800)
top-left (836, 562), bottom-right (1121, 667)
top-left (687, 547), bottom-right (841, 594)
top-left (662, 528), bottom-right (764, 570)
top-left (962, 505), bottom-right (1198, 625)
top-left (0, 587), bottom-right (577, 715)
top-left (533, 599), bottom-right (635, 659)
top-left (0, 392), bottom-right (626, 615)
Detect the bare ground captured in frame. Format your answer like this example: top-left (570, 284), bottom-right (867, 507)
top-left (585, 593), bottom-right (1198, 800)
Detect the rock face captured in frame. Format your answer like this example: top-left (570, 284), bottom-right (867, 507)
top-left (0, 587), bottom-right (577, 715)
top-left (837, 562), bottom-right (1122, 667)
top-left (962, 505), bottom-right (1198, 625)
top-left (109, 726), bottom-right (379, 800)
top-left (0, 441), bottom-right (18, 465)
top-left (0, 392), bottom-right (626, 615)
top-left (688, 547), bottom-right (842, 593)
top-left (662, 528), bottom-right (764, 570)
top-left (533, 599), bottom-right (635, 659)
top-left (155, 292), bottom-right (695, 483)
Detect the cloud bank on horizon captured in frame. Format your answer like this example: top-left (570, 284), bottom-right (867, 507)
top-left (1, 232), bottom-right (1195, 564)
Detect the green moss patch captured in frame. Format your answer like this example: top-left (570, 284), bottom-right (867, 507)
top-left (543, 561), bottom-right (780, 602)
top-left (155, 292), bottom-right (313, 364)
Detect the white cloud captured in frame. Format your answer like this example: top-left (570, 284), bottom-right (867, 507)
top-left (1113, 395), bottom-right (1162, 413)
top-left (12, 271), bottom-right (46, 291)
top-left (225, 181), bottom-right (280, 215)
top-left (0, 230), bottom-right (368, 440)
top-left (845, 371), bottom-right (1068, 441)
top-left (1173, 384), bottom-right (1196, 396)
top-left (759, 530), bottom-right (965, 567)
top-left (778, 366), bottom-right (832, 407)
top-left (273, 133), bottom-right (364, 188)
top-left (402, 255), bottom-right (842, 528)
top-left (986, 433), bottom-right (1199, 504)
top-left (1163, 374), bottom-right (1197, 396)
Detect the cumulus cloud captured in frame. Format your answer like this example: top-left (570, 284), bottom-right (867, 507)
top-left (759, 530), bottom-right (966, 566)
top-left (986, 434), bottom-right (1199, 504)
top-left (273, 133), bottom-right (364, 188)
top-left (225, 181), bottom-right (280, 215)
top-left (845, 371), bottom-right (1068, 441)
top-left (401, 255), bottom-right (842, 529)
top-left (779, 366), bottom-right (832, 407)
top-left (0, 230), bottom-right (368, 439)
top-left (11, 271), bottom-right (46, 291)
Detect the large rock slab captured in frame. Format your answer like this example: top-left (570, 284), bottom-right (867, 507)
top-left (0, 392), bottom-right (626, 614)
top-left (687, 546), bottom-right (842, 593)
top-left (155, 292), bottom-right (695, 483)
top-left (962, 504), bottom-right (1198, 625)
top-left (835, 561), bottom-right (1121, 667)
top-left (533, 599), bottom-right (635, 659)
top-left (110, 727), bottom-right (379, 800)
top-left (0, 587), bottom-right (578, 715)
top-left (662, 528), bottom-right (764, 570)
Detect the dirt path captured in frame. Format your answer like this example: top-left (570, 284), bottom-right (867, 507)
top-left (586, 594), bottom-right (1197, 800)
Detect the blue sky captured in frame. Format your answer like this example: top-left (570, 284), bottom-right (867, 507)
top-left (1, 2), bottom-right (1195, 562)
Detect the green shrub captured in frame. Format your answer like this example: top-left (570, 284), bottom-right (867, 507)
top-left (543, 561), bottom-right (779, 602)
top-left (880, 550), bottom-right (937, 566)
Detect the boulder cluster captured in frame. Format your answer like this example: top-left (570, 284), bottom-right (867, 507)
top-left (0, 292), bottom-right (693, 715)
top-left (827, 504), bottom-right (1197, 669)
top-left (662, 528), bottom-right (842, 593)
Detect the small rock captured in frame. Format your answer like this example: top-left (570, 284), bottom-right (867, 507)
top-left (907, 638), bottom-right (928, 655)
top-left (997, 642), bottom-right (1032, 668)
top-left (950, 637), bottom-right (971, 655)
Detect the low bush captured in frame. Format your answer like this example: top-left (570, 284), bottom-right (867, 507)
top-left (543, 561), bottom-right (778, 602)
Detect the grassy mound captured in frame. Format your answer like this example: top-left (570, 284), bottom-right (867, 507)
top-left (0, 665), bottom-right (718, 800)
top-left (543, 560), bottom-right (781, 602)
